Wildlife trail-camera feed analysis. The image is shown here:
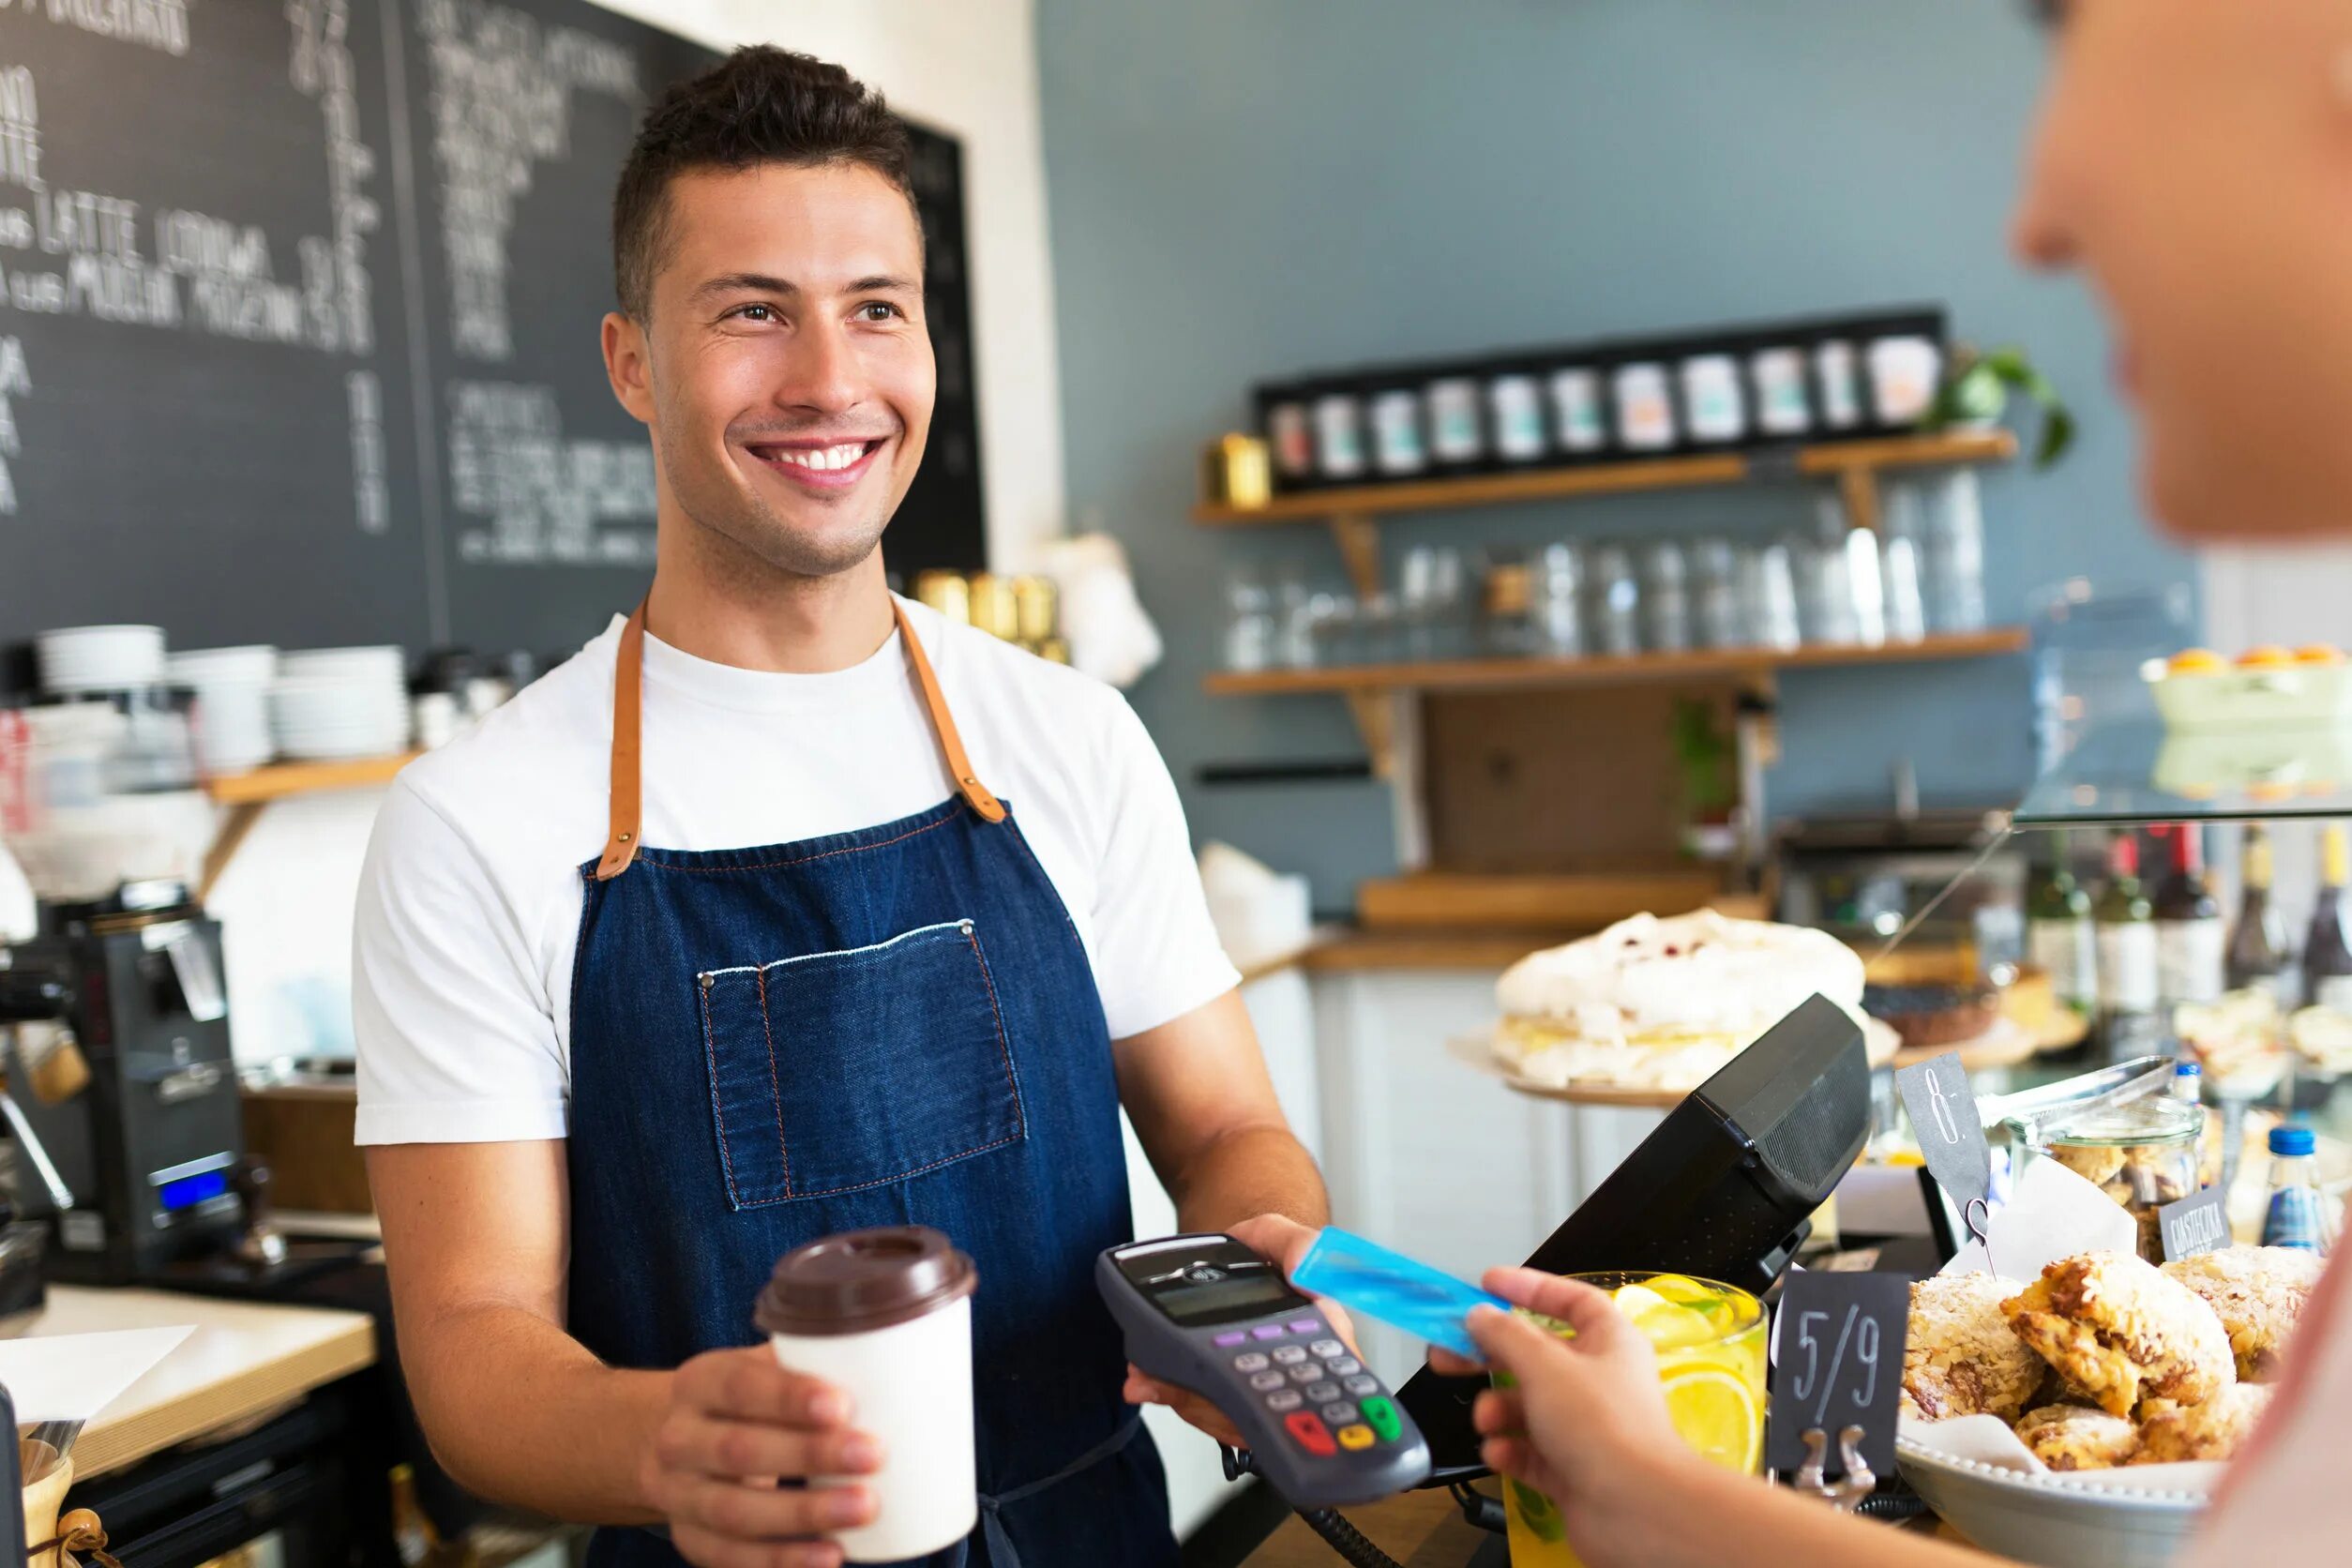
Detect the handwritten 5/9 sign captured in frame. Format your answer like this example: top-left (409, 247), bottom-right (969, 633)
top-left (1787, 1304), bottom-right (1879, 1428)
top-left (1766, 1272), bottom-right (1909, 1482)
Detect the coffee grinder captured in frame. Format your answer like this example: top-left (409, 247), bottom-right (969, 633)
top-left (0, 878), bottom-right (292, 1287)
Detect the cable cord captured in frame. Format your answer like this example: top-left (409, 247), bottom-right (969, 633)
top-left (1293, 1507), bottom-right (1409, 1568)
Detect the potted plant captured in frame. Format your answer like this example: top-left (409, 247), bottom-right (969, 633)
top-left (1928, 342), bottom-right (2075, 469)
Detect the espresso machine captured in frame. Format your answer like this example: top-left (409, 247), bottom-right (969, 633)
top-left (0, 878), bottom-right (286, 1287)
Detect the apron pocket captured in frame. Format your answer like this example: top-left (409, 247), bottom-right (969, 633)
top-left (695, 918), bottom-right (1027, 1209)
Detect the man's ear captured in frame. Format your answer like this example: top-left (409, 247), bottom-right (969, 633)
top-left (602, 310), bottom-right (656, 426)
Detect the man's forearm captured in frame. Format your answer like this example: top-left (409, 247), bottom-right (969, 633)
top-left (1169, 1123), bottom-right (1329, 1235)
top-left (402, 1299), bottom-right (671, 1525)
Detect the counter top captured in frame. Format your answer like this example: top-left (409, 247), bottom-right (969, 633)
top-left (1299, 928), bottom-right (1575, 973)
top-left (1243, 1485), bottom-right (1492, 1566)
top-left (23, 1286), bottom-right (376, 1478)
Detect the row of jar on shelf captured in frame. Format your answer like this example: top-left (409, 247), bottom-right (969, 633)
top-left (908, 570), bottom-right (1069, 663)
top-left (1221, 470), bottom-right (1992, 671)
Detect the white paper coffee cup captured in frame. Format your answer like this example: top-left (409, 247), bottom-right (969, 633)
top-left (758, 1227), bottom-right (979, 1562)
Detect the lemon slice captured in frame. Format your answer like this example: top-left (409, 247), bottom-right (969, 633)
top-left (1611, 1282), bottom-right (1672, 1319)
top-left (1660, 1365), bottom-right (1761, 1473)
top-left (1640, 1274), bottom-right (1717, 1306)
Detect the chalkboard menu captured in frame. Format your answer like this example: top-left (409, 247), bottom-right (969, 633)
top-left (0, 0), bottom-right (985, 664)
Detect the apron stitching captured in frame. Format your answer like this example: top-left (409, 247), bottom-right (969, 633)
top-left (963, 923), bottom-right (1029, 1144)
top-left (638, 803), bottom-right (967, 873)
top-left (752, 967), bottom-right (794, 1198)
top-left (695, 982), bottom-right (746, 1208)
top-left (699, 919), bottom-right (970, 980)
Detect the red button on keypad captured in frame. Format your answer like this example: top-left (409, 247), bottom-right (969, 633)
top-left (1283, 1410), bottom-right (1336, 1456)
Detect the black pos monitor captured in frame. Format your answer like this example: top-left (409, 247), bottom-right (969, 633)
top-left (1397, 992), bottom-right (1874, 1483)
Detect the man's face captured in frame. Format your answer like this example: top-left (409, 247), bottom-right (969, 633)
top-left (605, 162), bottom-right (934, 578)
top-left (2011, 0), bottom-right (2352, 540)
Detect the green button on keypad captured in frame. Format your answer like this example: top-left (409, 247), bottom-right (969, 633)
top-left (1361, 1395), bottom-right (1401, 1442)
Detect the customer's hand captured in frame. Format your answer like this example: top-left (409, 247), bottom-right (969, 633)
top-left (1425, 1268), bottom-right (1687, 1516)
top-left (1122, 1214), bottom-right (1360, 1450)
top-left (642, 1346), bottom-right (884, 1568)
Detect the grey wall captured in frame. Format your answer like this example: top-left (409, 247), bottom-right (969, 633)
top-left (1036, 0), bottom-right (2190, 912)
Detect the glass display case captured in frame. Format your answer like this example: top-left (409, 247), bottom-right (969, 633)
top-left (1865, 687), bottom-right (2352, 1237)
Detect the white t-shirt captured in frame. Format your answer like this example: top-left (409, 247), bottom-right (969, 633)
top-left (352, 597), bottom-right (1239, 1147)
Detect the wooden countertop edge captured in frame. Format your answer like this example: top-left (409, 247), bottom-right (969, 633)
top-left (1299, 928), bottom-right (1582, 972)
top-left (75, 1314), bottom-right (378, 1478)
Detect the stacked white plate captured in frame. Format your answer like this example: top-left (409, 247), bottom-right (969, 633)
top-left (270, 646), bottom-right (411, 761)
top-left (169, 646), bottom-right (279, 776)
top-left (37, 625), bottom-right (167, 693)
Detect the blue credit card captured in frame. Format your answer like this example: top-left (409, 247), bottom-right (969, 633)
top-left (1289, 1226), bottom-right (1509, 1359)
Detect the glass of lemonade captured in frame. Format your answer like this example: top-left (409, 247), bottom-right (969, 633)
top-left (1495, 1273), bottom-right (1766, 1568)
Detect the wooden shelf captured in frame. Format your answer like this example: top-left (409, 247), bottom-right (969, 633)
top-left (198, 753), bottom-right (418, 900)
top-left (206, 753), bottom-right (418, 805)
top-left (1195, 430), bottom-right (2018, 525)
top-left (1203, 628), bottom-right (2031, 698)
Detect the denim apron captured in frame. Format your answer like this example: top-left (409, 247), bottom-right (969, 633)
top-left (566, 602), bottom-right (1177, 1568)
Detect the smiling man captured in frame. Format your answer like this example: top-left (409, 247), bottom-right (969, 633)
top-left (353, 48), bottom-right (1329, 1568)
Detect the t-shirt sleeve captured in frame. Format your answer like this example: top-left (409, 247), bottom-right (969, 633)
top-left (353, 779), bottom-right (569, 1145)
top-left (1087, 696), bottom-right (1241, 1039)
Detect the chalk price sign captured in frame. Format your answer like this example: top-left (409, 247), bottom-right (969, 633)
top-left (1766, 1271), bottom-right (1909, 1483)
top-left (1894, 1051), bottom-right (1992, 1236)
top-left (2160, 1184), bottom-right (2231, 1263)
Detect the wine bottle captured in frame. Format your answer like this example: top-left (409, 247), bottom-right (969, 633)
top-left (2305, 823), bottom-right (2352, 1013)
top-left (2095, 831), bottom-right (2161, 1062)
top-left (2227, 825), bottom-right (2292, 1005)
top-left (2028, 829), bottom-right (2098, 1033)
top-left (2154, 823), bottom-right (2225, 1013)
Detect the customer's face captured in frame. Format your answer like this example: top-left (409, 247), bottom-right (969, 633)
top-left (604, 162), bottom-right (935, 579)
top-left (2012, 0), bottom-right (2352, 539)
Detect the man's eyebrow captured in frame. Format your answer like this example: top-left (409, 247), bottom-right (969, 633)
top-left (848, 275), bottom-right (921, 295)
top-left (690, 272), bottom-right (799, 302)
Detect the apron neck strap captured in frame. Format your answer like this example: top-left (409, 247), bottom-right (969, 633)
top-left (890, 596), bottom-right (1009, 826)
top-left (596, 596), bottom-right (1005, 881)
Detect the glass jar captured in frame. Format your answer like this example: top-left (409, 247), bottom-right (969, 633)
top-left (2024, 1094), bottom-right (2204, 1263)
top-left (1535, 544), bottom-right (1584, 656)
top-left (1691, 539), bottom-right (1745, 650)
top-left (1223, 575), bottom-right (1275, 672)
top-left (1588, 545), bottom-right (1641, 656)
top-left (1482, 549), bottom-right (1538, 658)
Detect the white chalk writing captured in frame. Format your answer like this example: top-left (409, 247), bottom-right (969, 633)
top-left (445, 378), bottom-right (654, 563)
top-left (417, 0), bottom-right (640, 361)
top-left (347, 368), bottom-right (388, 532)
top-left (33, 0), bottom-right (189, 58)
top-left (0, 66), bottom-right (41, 193)
top-left (288, 0), bottom-right (377, 355)
top-left (0, 335), bottom-right (25, 514)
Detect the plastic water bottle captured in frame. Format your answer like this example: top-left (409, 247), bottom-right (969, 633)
top-left (2260, 1125), bottom-right (2336, 1254)
top-left (2173, 1062), bottom-right (2205, 1174)
top-left (2171, 1061), bottom-right (2203, 1101)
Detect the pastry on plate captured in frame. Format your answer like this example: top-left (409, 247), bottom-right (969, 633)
top-left (1900, 1274), bottom-right (2042, 1423)
top-left (2160, 1245), bottom-right (2328, 1380)
top-left (2135, 1383), bottom-right (2274, 1464)
top-left (2013, 1403), bottom-right (2141, 1470)
top-left (2001, 1251), bottom-right (2235, 1417)
top-left (1493, 911), bottom-right (1867, 1092)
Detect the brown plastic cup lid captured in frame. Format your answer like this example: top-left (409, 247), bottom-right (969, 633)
top-left (755, 1226), bottom-right (977, 1336)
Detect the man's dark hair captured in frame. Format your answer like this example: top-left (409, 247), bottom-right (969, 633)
top-left (612, 46), bottom-right (915, 321)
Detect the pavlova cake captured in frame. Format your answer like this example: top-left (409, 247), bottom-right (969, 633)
top-left (1491, 909), bottom-right (1869, 1091)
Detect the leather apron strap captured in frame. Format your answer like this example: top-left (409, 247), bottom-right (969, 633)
top-left (596, 597), bottom-right (1005, 881)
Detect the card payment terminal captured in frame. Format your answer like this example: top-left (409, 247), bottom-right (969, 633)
top-left (1097, 1234), bottom-right (1433, 1507)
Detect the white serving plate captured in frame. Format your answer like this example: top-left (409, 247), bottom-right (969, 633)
top-left (1897, 1441), bottom-right (2205, 1568)
top-left (279, 647), bottom-right (406, 680)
